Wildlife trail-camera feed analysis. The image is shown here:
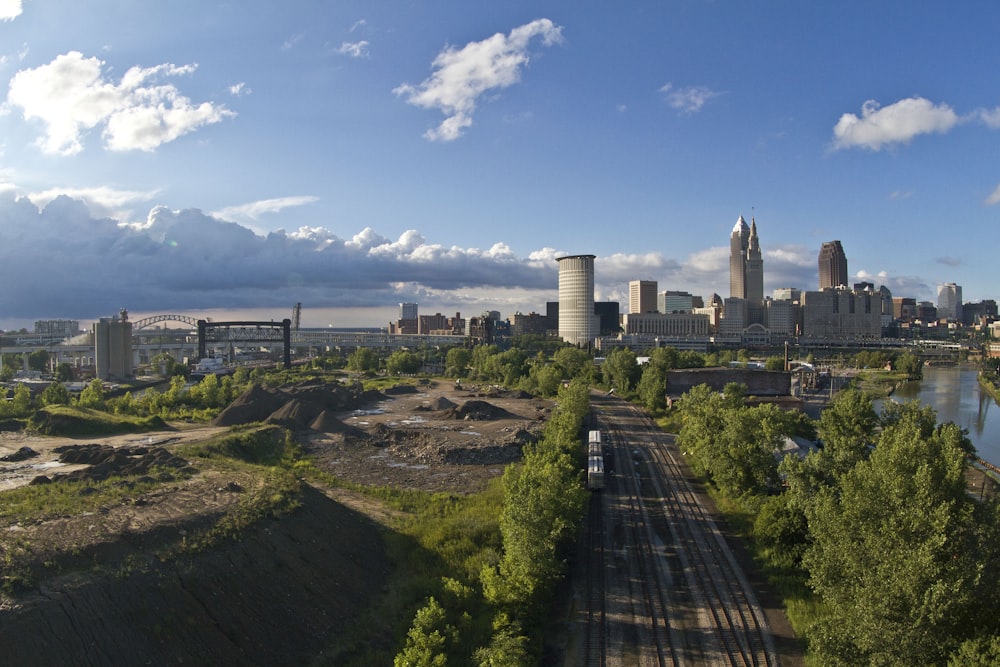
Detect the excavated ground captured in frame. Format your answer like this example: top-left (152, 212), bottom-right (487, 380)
top-left (0, 380), bottom-right (552, 665)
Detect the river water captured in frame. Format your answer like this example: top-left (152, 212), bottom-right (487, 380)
top-left (878, 365), bottom-right (1000, 469)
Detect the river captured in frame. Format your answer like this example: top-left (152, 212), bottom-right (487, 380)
top-left (878, 364), bottom-right (1000, 469)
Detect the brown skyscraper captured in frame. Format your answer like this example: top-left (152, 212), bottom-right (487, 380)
top-left (818, 240), bottom-right (848, 289)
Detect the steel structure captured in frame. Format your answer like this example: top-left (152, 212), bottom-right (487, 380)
top-left (132, 314), bottom-right (200, 330)
top-left (197, 319), bottom-right (292, 368)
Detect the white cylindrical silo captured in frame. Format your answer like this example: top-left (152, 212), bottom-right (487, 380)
top-left (557, 254), bottom-right (597, 347)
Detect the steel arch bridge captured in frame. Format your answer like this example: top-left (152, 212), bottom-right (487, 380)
top-left (132, 314), bottom-right (200, 330)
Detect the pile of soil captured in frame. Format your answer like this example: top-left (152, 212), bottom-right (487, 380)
top-left (212, 380), bottom-right (375, 428)
top-left (0, 446), bottom-right (38, 462)
top-left (441, 399), bottom-right (517, 421)
top-left (30, 444), bottom-right (194, 485)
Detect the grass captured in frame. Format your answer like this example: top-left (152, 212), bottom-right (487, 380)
top-left (27, 405), bottom-right (168, 436)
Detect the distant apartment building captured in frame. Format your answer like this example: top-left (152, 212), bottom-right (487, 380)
top-left (963, 300), bottom-right (998, 327)
top-left (818, 240), bottom-right (848, 289)
top-left (509, 311), bottom-right (551, 337)
top-left (917, 302), bottom-right (938, 323)
top-left (658, 290), bottom-right (695, 313)
top-left (620, 312), bottom-right (710, 337)
top-left (772, 287), bottom-right (801, 302)
top-left (34, 319), bottom-right (80, 338)
top-left (801, 287), bottom-right (882, 341)
top-left (418, 312), bottom-right (465, 335)
top-left (893, 297), bottom-right (917, 322)
top-left (937, 283), bottom-right (963, 321)
top-left (399, 302), bottom-right (418, 320)
top-left (766, 298), bottom-right (800, 338)
top-left (629, 280), bottom-right (658, 314)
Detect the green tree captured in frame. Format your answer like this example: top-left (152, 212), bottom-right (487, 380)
top-left (893, 350), bottom-right (923, 379)
top-left (474, 614), bottom-right (530, 667)
top-left (803, 404), bottom-right (990, 665)
top-left (27, 349), bottom-right (50, 373)
top-left (40, 381), bottom-right (71, 406)
top-left (601, 347), bottom-right (639, 395)
top-left (764, 356), bottom-right (785, 371)
top-left (386, 350), bottom-right (422, 375)
top-left (77, 378), bottom-right (105, 409)
top-left (552, 346), bottom-right (593, 383)
top-left (55, 362), bottom-right (74, 382)
top-left (346, 347), bottom-right (379, 373)
top-left (445, 347), bottom-right (472, 378)
top-left (816, 387), bottom-right (879, 476)
top-left (394, 596), bottom-right (452, 667)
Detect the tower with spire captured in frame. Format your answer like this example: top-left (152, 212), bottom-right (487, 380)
top-left (729, 215), bottom-right (764, 304)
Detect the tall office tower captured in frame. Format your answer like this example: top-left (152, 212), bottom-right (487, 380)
top-left (399, 302), bottom-right (418, 320)
top-left (557, 254), bottom-right (597, 346)
top-left (729, 216), bottom-right (750, 299)
top-left (745, 218), bottom-right (764, 304)
top-left (937, 283), bottom-right (963, 321)
top-left (729, 215), bottom-right (764, 304)
top-left (818, 240), bottom-right (848, 289)
top-left (628, 280), bottom-right (658, 314)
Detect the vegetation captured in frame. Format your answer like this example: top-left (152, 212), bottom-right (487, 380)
top-left (672, 381), bottom-right (1000, 665)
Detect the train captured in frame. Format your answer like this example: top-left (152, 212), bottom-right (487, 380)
top-left (587, 430), bottom-right (605, 491)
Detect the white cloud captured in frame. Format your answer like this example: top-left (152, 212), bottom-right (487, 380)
top-left (0, 0), bottom-right (21, 21)
top-left (831, 97), bottom-right (959, 151)
top-left (978, 107), bottom-right (1000, 129)
top-left (659, 83), bottom-right (722, 114)
top-left (985, 184), bottom-right (1000, 206)
top-left (212, 196), bottom-right (320, 231)
top-left (6, 51), bottom-right (234, 155)
top-left (394, 18), bottom-right (563, 141)
top-left (28, 185), bottom-right (160, 220)
top-left (229, 82), bottom-right (250, 96)
top-left (337, 41), bottom-right (369, 58)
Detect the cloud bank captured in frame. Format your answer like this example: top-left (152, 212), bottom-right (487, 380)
top-left (0, 195), bottom-right (926, 326)
top-left (5, 51), bottom-right (234, 155)
top-left (394, 18), bottom-right (563, 141)
top-left (0, 195), bottom-right (558, 321)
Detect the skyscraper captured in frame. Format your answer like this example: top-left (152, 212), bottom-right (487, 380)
top-left (729, 215), bottom-right (764, 304)
top-left (818, 241), bottom-right (848, 290)
top-left (557, 254), bottom-right (597, 346)
top-left (937, 283), bottom-right (963, 321)
top-left (628, 280), bottom-right (658, 314)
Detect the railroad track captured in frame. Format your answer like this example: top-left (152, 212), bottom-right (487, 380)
top-left (588, 395), bottom-right (779, 666)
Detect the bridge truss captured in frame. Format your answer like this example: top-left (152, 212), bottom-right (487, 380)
top-left (197, 319), bottom-right (292, 368)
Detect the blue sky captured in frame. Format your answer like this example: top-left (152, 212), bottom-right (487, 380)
top-left (1, 1), bottom-right (998, 330)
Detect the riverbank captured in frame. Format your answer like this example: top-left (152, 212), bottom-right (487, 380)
top-left (978, 371), bottom-right (1000, 406)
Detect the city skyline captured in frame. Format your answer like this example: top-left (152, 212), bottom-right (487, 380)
top-left (2, 3), bottom-right (999, 330)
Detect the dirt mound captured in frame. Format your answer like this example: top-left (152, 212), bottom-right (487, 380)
top-left (449, 400), bottom-right (517, 421)
top-left (29, 444), bottom-right (194, 485)
top-left (426, 396), bottom-right (457, 411)
top-left (0, 446), bottom-right (38, 462)
top-left (266, 398), bottom-right (323, 428)
top-left (212, 384), bottom-right (287, 426)
top-left (213, 381), bottom-right (375, 428)
top-left (309, 410), bottom-right (368, 437)
top-left (383, 384), bottom-right (418, 395)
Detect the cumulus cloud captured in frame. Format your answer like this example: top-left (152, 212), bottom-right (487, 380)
top-left (659, 83), bottom-right (722, 114)
top-left (337, 41), bottom-right (369, 58)
top-left (394, 18), bottom-right (563, 141)
top-left (0, 0), bottom-right (21, 21)
top-left (5, 51), bottom-right (234, 155)
top-left (28, 185), bottom-right (160, 220)
top-left (0, 195), bottom-right (563, 319)
top-left (985, 184), bottom-right (1000, 206)
top-left (831, 97), bottom-right (959, 151)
